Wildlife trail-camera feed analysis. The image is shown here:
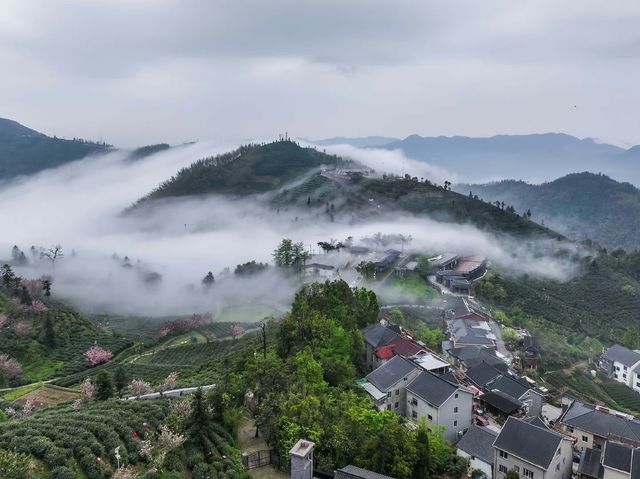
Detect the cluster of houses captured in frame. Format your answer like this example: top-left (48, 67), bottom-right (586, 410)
top-left (599, 344), bottom-right (640, 394)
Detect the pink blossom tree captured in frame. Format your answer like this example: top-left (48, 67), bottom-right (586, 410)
top-left (84, 346), bottom-right (113, 366)
top-left (13, 321), bottom-right (31, 338)
top-left (0, 314), bottom-right (7, 328)
top-left (0, 354), bottom-right (22, 379)
top-left (159, 372), bottom-right (179, 395)
top-left (28, 300), bottom-right (48, 313)
top-left (230, 324), bottom-right (246, 338)
top-left (130, 379), bottom-right (153, 397)
top-left (80, 377), bottom-right (96, 400)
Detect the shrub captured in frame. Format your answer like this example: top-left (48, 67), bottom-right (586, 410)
top-left (50, 466), bottom-right (76, 479)
top-left (192, 463), bottom-right (211, 479)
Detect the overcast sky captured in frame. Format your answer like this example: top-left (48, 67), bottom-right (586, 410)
top-left (1, 0), bottom-right (639, 147)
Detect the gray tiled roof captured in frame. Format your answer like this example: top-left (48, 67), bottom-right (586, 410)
top-left (481, 390), bottom-right (523, 414)
top-left (632, 447), bottom-right (640, 479)
top-left (456, 424), bottom-right (498, 465)
top-left (406, 370), bottom-right (462, 407)
top-left (365, 356), bottom-right (418, 392)
top-left (466, 361), bottom-right (502, 387)
top-left (493, 417), bottom-right (565, 469)
top-left (560, 400), bottom-right (640, 443)
top-left (603, 345), bottom-right (640, 368)
top-left (363, 323), bottom-right (399, 349)
top-left (334, 465), bottom-right (396, 479)
top-left (603, 442), bottom-right (633, 473)
top-left (578, 448), bottom-right (603, 479)
top-left (447, 318), bottom-right (496, 346)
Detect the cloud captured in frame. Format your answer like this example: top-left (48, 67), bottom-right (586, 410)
top-left (0, 143), bottom-right (582, 315)
top-left (1, 1), bottom-right (640, 147)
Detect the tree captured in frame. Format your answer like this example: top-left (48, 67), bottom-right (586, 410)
top-left (130, 379), bottom-right (152, 397)
top-left (0, 354), bottom-right (22, 380)
top-left (42, 314), bottom-right (56, 348)
top-left (0, 450), bottom-right (34, 479)
top-left (114, 366), bottom-right (128, 397)
top-left (506, 469), bottom-right (520, 479)
top-left (0, 264), bottom-right (20, 291)
top-left (526, 209), bottom-right (532, 219)
top-left (413, 419), bottom-right (430, 479)
top-left (159, 371), bottom-right (179, 395)
top-left (80, 377), bottom-right (96, 400)
top-left (84, 345), bottom-right (113, 366)
top-left (42, 245), bottom-right (64, 264)
top-left (273, 238), bottom-right (309, 273)
top-left (187, 388), bottom-right (212, 455)
top-left (95, 370), bottom-right (113, 400)
top-left (502, 327), bottom-right (519, 349)
top-left (42, 278), bottom-right (52, 297)
top-left (19, 286), bottom-right (32, 306)
top-left (202, 271), bottom-right (215, 288)
top-left (356, 261), bottom-right (376, 280)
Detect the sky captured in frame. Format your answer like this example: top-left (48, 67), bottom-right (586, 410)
top-left (1, 0), bottom-right (639, 147)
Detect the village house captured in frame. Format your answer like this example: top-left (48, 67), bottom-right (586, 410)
top-left (558, 399), bottom-right (640, 451)
top-left (405, 369), bottom-right (474, 442)
top-left (465, 361), bottom-right (544, 418)
top-left (362, 322), bottom-right (401, 369)
top-left (599, 345), bottom-right (640, 393)
top-left (361, 355), bottom-right (421, 415)
top-left (493, 417), bottom-right (573, 479)
top-left (578, 440), bottom-right (640, 479)
top-left (456, 424), bottom-right (498, 478)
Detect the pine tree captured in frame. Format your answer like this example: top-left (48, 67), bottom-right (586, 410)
top-left (95, 371), bottom-right (113, 400)
top-left (113, 366), bottom-right (127, 397)
top-left (42, 315), bottom-right (56, 348)
top-left (202, 272), bottom-right (215, 288)
top-left (413, 420), bottom-right (430, 479)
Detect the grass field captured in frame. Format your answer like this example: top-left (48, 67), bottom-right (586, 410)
top-left (217, 304), bottom-right (279, 323)
top-left (377, 272), bottom-right (438, 304)
top-left (602, 381), bottom-right (640, 413)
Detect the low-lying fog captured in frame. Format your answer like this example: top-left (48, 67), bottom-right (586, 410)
top-left (0, 142), bottom-right (582, 316)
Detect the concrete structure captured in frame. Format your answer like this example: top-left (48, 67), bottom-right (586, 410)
top-left (290, 439), bottom-right (314, 479)
top-left (406, 370), bottom-right (473, 442)
top-left (599, 345), bottom-right (640, 394)
top-left (578, 440), bottom-right (640, 479)
top-left (334, 465), bottom-right (396, 479)
top-left (493, 417), bottom-right (573, 479)
top-left (456, 424), bottom-right (498, 478)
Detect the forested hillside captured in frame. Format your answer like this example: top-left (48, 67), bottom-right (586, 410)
top-left (0, 118), bottom-right (111, 179)
top-left (458, 172), bottom-right (640, 250)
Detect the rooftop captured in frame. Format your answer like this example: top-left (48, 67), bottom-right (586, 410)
top-left (290, 439), bottom-right (315, 458)
top-left (603, 345), bottom-right (640, 368)
top-left (456, 424), bottom-right (498, 465)
top-left (559, 400), bottom-right (640, 444)
top-left (493, 416), bottom-right (566, 469)
top-left (578, 448), bottom-right (603, 479)
top-left (366, 355), bottom-right (419, 392)
top-left (481, 390), bottom-right (523, 414)
top-left (363, 323), bottom-right (399, 349)
top-left (406, 370), bottom-right (465, 407)
top-left (603, 441), bottom-right (633, 473)
top-left (334, 465), bottom-right (396, 479)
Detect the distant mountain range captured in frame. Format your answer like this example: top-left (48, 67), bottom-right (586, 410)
top-left (0, 118), bottom-right (112, 179)
top-left (314, 133), bottom-right (640, 185)
top-left (456, 172), bottom-right (640, 251)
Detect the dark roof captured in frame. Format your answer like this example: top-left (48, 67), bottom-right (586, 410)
top-left (363, 323), bottom-right (399, 349)
top-left (481, 390), bottom-right (523, 414)
top-left (449, 346), bottom-right (506, 370)
top-left (493, 417), bottom-right (565, 469)
top-left (366, 356), bottom-right (418, 392)
top-left (334, 465), bottom-right (396, 479)
top-left (603, 442), bottom-right (633, 472)
top-left (602, 345), bottom-right (640, 368)
top-left (632, 448), bottom-right (640, 479)
top-left (387, 335), bottom-right (425, 358)
top-left (456, 424), bottom-right (498, 465)
top-left (406, 370), bottom-right (463, 407)
top-left (486, 373), bottom-right (531, 399)
top-left (560, 400), bottom-right (640, 443)
top-left (440, 370), bottom-right (460, 384)
top-left (466, 361), bottom-right (501, 387)
top-left (578, 448), bottom-right (603, 479)
top-left (524, 416), bottom-right (548, 430)
top-left (447, 318), bottom-right (496, 346)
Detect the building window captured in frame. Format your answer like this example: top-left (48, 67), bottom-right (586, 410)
top-left (499, 465), bottom-right (508, 474)
top-left (623, 374), bottom-right (627, 379)
top-left (624, 365), bottom-right (628, 370)
top-left (514, 466), bottom-right (520, 473)
top-left (567, 427), bottom-right (574, 433)
top-left (387, 392), bottom-right (391, 398)
top-left (386, 405), bottom-right (391, 410)
top-left (411, 397), bottom-right (418, 406)
top-left (556, 463), bottom-right (560, 471)
top-left (427, 414), bottom-right (433, 421)
top-left (454, 407), bottom-right (459, 413)
top-left (412, 410), bottom-right (418, 419)
top-left (523, 468), bottom-right (534, 478)
top-left (616, 366), bottom-right (620, 371)
top-left (557, 447), bottom-right (561, 455)
top-left (582, 436), bottom-right (588, 443)
top-left (454, 420), bottom-right (458, 427)
top-left (395, 389), bottom-right (400, 396)
top-left (455, 393), bottom-right (459, 399)
top-left (394, 402), bottom-right (399, 409)
top-left (499, 450), bottom-right (509, 459)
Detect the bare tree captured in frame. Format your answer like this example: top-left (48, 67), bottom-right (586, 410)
top-left (42, 245), bottom-right (64, 265)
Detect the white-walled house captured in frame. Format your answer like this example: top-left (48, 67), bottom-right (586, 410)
top-left (493, 417), bottom-right (573, 479)
top-left (600, 345), bottom-right (640, 393)
top-left (361, 355), bottom-right (421, 415)
top-left (405, 370), bottom-right (473, 442)
top-left (456, 424), bottom-right (498, 478)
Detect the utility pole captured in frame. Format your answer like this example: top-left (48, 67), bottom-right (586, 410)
top-left (259, 321), bottom-right (267, 358)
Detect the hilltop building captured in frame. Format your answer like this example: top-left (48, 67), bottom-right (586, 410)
top-left (599, 345), bottom-right (640, 393)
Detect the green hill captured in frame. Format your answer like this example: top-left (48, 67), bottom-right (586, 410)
top-left (135, 140), bottom-right (342, 204)
top-left (457, 172), bottom-right (640, 251)
top-left (0, 118), bottom-right (111, 179)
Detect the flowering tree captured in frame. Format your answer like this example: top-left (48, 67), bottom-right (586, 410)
top-left (0, 354), bottom-right (22, 379)
top-left (157, 426), bottom-right (186, 449)
top-left (28, 300), bottom-right (48, 313)
top-left (21, 399), bottom-right (35, 417)
top-left (112, 467), bottom-right (139, 479)
top-left (0, 315), bottom-right (7, 328)
top-left (13, 321), bottom-right (32, 338)
top-left (84, 346), bottom-right (113, 366)
top-left (159, 372), bottom-right (179, 395)
top-left (170, 398), bottom-right (192, 418)
top-left (81, 377), bottom-right (96, 400)
top-left (71, 399), bottom-right (83, 410)
top-left (130, 379), bottom-right (153, 397)
top-left (22, 279), bottom-right (44, 298)
top-left (230, 324), bottom-right (246, 338)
